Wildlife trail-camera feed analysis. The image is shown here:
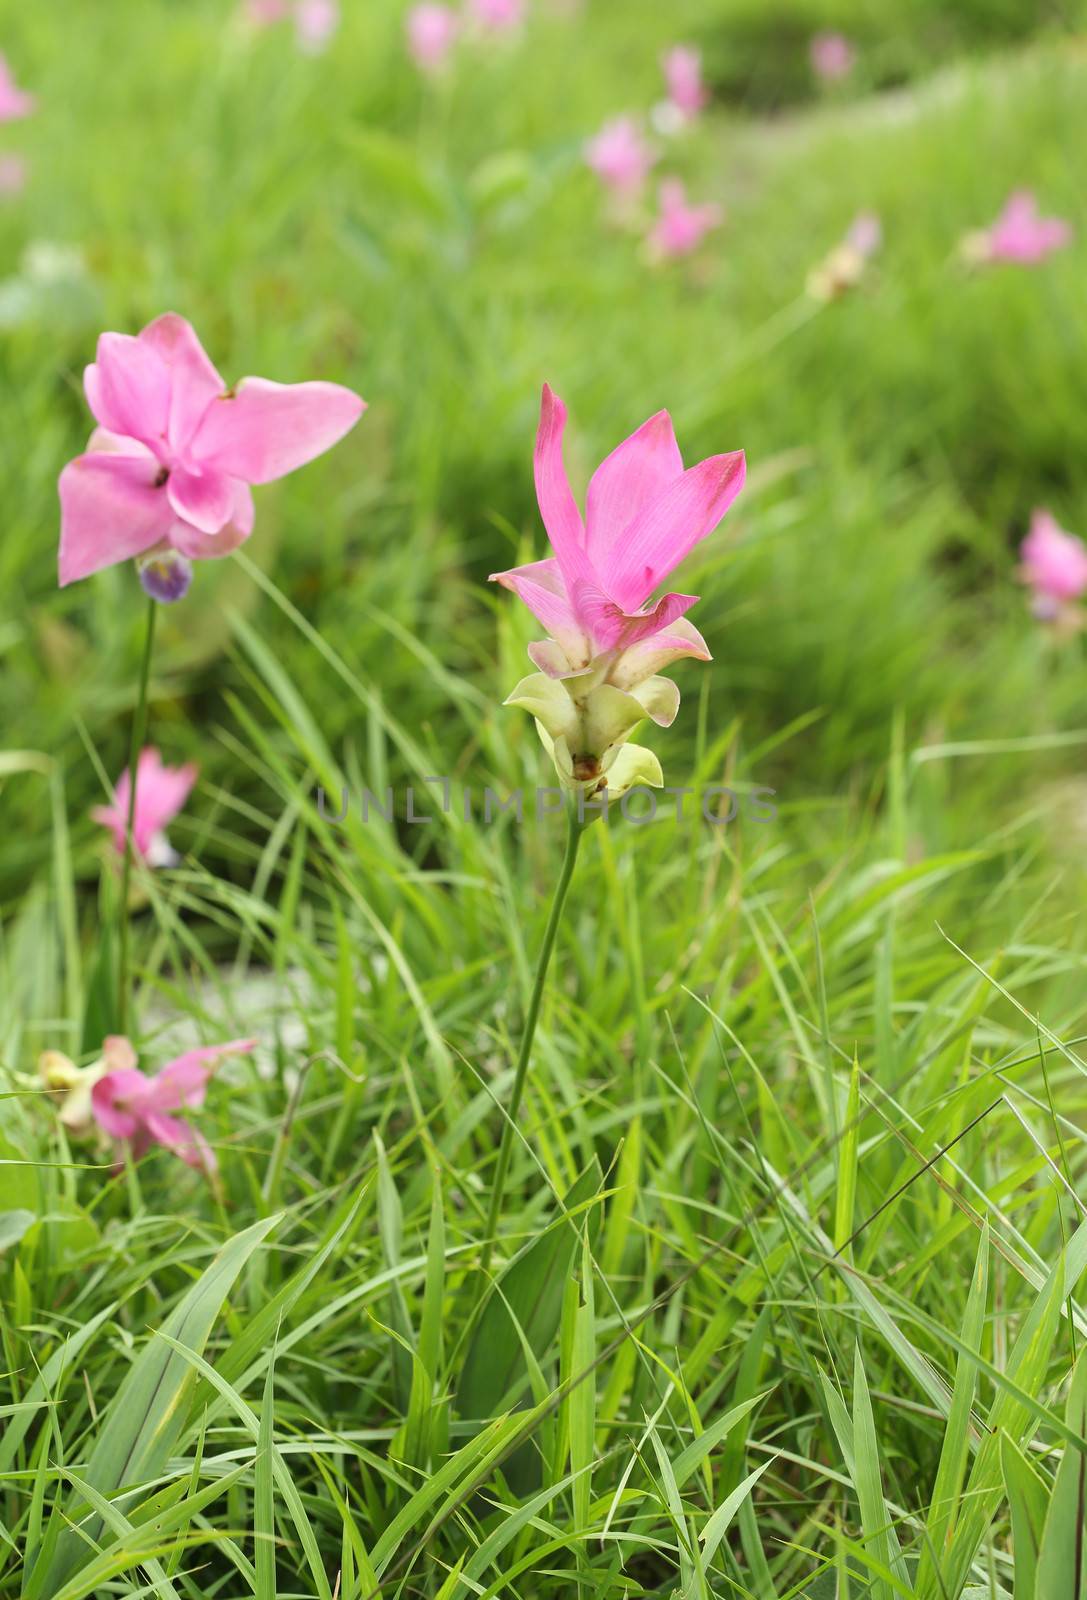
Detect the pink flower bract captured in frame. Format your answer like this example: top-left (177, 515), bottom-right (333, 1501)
top-left (647, 179), bottom-right (723, 260)
top-left (57, 313), bottom-right (365, 589)
top-left (91, 1036), bottom-right (256, 1173)
top-left (662, 45), bottom-right (707, 121)
top-left (490, 384), bottom-right (745, 688)
top-left (407, 4), bottom-right (460, 72)
top-left (1020, 509), bottom-right (1087, 619)
top-left (91, 747), bottom-right (198, 866)
top-left (295, 0), bottom-right (339, 53)
top-left (810, 31), bottom-right (855, 82)
top-left (584, 116), bottom-right (656, 200)
top-left (0, 54), bottom-right (35, 122)
top-left (982, 190), bottom-right (1072, 265)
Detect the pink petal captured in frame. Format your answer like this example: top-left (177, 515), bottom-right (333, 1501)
top-left (585, 410), bottom-right (683, 571)
top-left (602, 450), bottom-right (746, 611)
top-left (167, 464), bottom-right (237, 534)
top-left (107, 749), bottom-right (197, 857)
top-left (143, 1111), bottom-right (217, 1172)
top-left (609, 617), bottom-right (711, 689)
top-left (533, 384), bottom-right (594, 590)
top-left (58, 453), bottom-right (174, 586)
top-left (489, 556), bottom-right (591, 668)
top-left (91, 1068), bottom-right (152, 1139)
top-left (191, 377), bottom-right (366, 485)
top-left (149, 1037), bottom-right (256, 1111)
top-left (574, 584), bottom-right (699, 651)
top-left (138, 313), bottom-right (225, 455)
top-left (85, 333), bottom-right (171, 450)
top-left (170, 482), bottom-right (254, 560)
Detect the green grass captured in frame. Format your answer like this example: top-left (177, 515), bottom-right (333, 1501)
top-left (3, 0), bottom-right (1087, 1595)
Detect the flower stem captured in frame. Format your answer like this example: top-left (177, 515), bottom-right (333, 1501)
top-left (117, 595), bottom-right (157, 1036)
top-left (481, 799), bottom-right (584, 1274)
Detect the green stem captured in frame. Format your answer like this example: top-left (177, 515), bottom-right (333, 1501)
top-left (117, 595), bottom-right (157, 1036)
top-left (481, 799), bottom-right (584, 1274)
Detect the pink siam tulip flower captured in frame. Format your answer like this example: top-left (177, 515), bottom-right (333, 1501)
top-left (0, 54), bottom-right (35, 122)
top-left (57, 312), bottom-right (365, 597)
top-left (584, 116), bottom-right (657, 201)
top-left (662, 45), bottom-right (707, 122)
top-left (39, 1035), bottom-right (135, 1138)
top-left (468, 0), bottom-right (525, 32)
top-left (492, 385), bottom-right (745, 794)
top-left (647, 178), bottom-right (723, 260)
top-left (1019, 509), bottom-right (1087, 626)
top-left (407, 3), bottom-right (460, 73)
top-left (963, 190), bottom-right (1073, 266)
top-left (91, 747), bottom-right (198, 867)
top-left (242, 0), bottom-right (290, 24)
top-left (807, 210), bottom-right (881, 300)
top-left (810, 32), bottom-right (855, 83)
top-left (91, 1037), bottom-right (256, 1173)
top-left (294, 0), bottom-right (339, 52)
top-left (0, 154), bottom-right (26, 196)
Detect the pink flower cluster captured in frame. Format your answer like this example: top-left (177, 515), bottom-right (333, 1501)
top-left (406, 0), bottom-right (526, 75)
top-left (241, 0), bottom-right (340, 53)
top-left (584, 45), bottom-right (721, 260)
top-left (1019, 509), bottom-right (1087, 629)
top-left (91, 1035), bottom-right (256, 1173)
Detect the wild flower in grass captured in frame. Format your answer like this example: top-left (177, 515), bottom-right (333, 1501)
top-left (38, 1036), bottom-right (135, 1139)
top-left (652, 45), bottom-right (707, 134)
top-left (92, 747), bottom-right (197, 868)
top-left (0, 154), bottom-right (25, 196)
top-left (807, 211), bottom-right (882, 300)
top-left (0, 54), bottom-right (35, 121)
top-left (810, 31), bottom-right (855, 83)
top-left (491, 384), bottom-right (745, 798)
top-left (294, 0), bottom-right (339, 52)
top-left (961, 190), bottom-right (1072, 267)
top-left (584, 116), bottom-right (657, 204)
top-left (467, 0), bottom-right (525, 34)
top-left (407, 4), bottom-right (461, 73)
top-left (1018, 509), bottom-right (1087, 630)
top-left (646, 178), bottom-right (723, 261)
top-left (57, 312), bottom-right (365, 594)
top-left (91, 1038), bottom-right (256, 1173)
top-left (241, 0), bottom-right (290, 25)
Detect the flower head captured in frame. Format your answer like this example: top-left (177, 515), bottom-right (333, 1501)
top-left (810, 31), bottom-right (855, 82)
top-left (647, 178), bottom-right (723, 260)
top-left (807, 210), bottom-right (881, 300)
top-left (1019, 509), bottom-right (1087, 627)
top-left (295, 0), bottom-right (339, 52)
top-left (661, 45), bottom-right (707, 122)
top-left (468, 0), bottom-right (525, 33)
top-left (38, 1036), bottom-right (135, 1138)
top-left (962, 190), bottom-right (1072, 267)
top-left (57, 312), bottom-right (365, 591)
top-left (91, 1037), bottom-right (256, 1173)
top-left (91, 747), bottom-right (197, 867)
top-left (0, 54), bottom-right (35, 122)
top-left (584, 116), bottom-right (657, 201)
top-left (492, 386), bottom-right (745, 795)
top-left (407, 4), bottom-right (460, 73)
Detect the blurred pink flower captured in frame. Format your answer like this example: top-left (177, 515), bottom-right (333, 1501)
top-left (584, 116), bottom-right (656, 199)
top-left (0, 54), bottom-right (35, 122)
top-left (810, 32), bottom-right (855, 82)
top-left (92, 747), bottom-right (198, 866)
top-left (491, 384), bottom-right (745, 685)
top-left (468, 0), bottom-right (525, 32)
top-left (295, 0), bottom-right (339, 52)
top-left (407, 3), bottom-right (460, 72)
top-left (92, 1037), bottom-right (256, 1173)
top-left (0, 154), bottom-right (26, 196)
top-left (969, 190), bottom-right (1072, 265)
top-left (662, 46), bottom-right (707, 121)
top-left (807, 210), bottom-right (881, 300)
top-left (1019, 509), bottom-right (1087, 623)
top-left (647, 179), bottom-right (723, 260)
top-left (242, 0), bottom-right (290, 24)
top-left (57, 312), bottom-right (365, 594)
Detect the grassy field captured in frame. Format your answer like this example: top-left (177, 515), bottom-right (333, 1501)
top-left (3, 1), bottom-right (1087, 1596)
